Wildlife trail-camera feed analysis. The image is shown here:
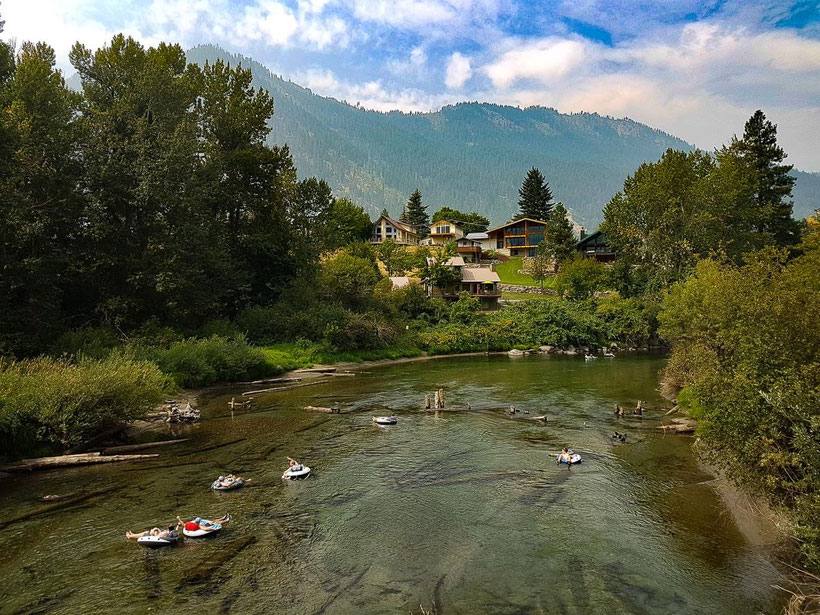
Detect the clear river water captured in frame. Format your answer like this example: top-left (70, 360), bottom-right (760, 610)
top-left (0, 354), bottom-right (786, 614)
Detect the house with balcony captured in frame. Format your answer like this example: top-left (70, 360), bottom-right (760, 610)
top-left (484, 218), bottom-right (548, 257)
top-left (455, 232), bottom-right (487, 263)
top-left (425, 256), bottom-right (501, 310)
top-left (370, 215), bottom-right (420, 246)
top-left (422, 219), bottom-right (465, 247)
top-left (576, 229), bottom-right (616, 262)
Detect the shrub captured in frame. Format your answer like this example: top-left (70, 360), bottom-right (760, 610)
top-left (554, 256), bottom-right (608, 300)
top-left (324, 312), bottom-right (398, 351)
top-left (133, 335), bottom-right (273, 388)
top-left (319, 252), bottom-right (382, 309)
top-left (52, 326), bottom-right (121, 359)
top-left (0, 355), bottom-right (170, 456)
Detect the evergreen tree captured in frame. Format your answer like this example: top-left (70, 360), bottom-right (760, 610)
top-left (543, 202), bottom-right (577, 270)
top-left (404, 189), bottom-right (429, 237)
top-left (736, 110), bottom-right (799, 245)
top-left (515, 167), bottom-right (553, 221)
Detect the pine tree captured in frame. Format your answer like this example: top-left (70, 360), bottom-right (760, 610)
top-left (515, 168), bottom-right (554, 221)
top-left (738, 110), bottom-right (799, 245)
top-left (543, 202), bottom-right (577, 271)
top-left (404, 189), bottom-right (429, 237)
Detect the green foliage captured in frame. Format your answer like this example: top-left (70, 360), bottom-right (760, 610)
top-left (377, 239), bottom-right (415, 275)
top-left (0, 355), bottom-right (170, 456)
top-left (422, 257), bottom-right (463, 291)
top-left (659, 240), bottom-right (820, 564)
top-left (319, 252), bottom-right (382, 309)
top-left (404, 189), bottom-right (429, 237)
top-left (543, 202), bottom-right (577, 268)
top-left (554, 256), bottom-right (607, 300)
top-left (516, 167), bottom-right (553, 221)
top-left (449, 292), bottom-right (481, 324)
top-left (430, 206), bottom-right (490, 233)
top-left (134, 335), bottom-right (272, 388)
top-left (323, 198), bottom-right (373, 249)
top-left (325, 311), bottom-right (398, 351)
top-left (530, 242), bottom-right (552, 288)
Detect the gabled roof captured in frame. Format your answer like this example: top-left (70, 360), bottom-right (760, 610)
top-left (487, 217), bottom-right (548, 233)
top-left (577, 230), bottom-right (605, 247)
top-left (465, 232), bottom-right (489, 240)
top-left (376, 214), bottom-right (417, 235)
top-left (429, 219), bottom-right (462, 228)
top-left (462, 268), bottom-right (500, 282)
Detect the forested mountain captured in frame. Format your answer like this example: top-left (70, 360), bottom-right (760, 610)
top-left (184, 45), bottom-right (817, 227)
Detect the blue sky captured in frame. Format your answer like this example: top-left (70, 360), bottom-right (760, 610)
top-left (3, 0), bottom-right (820, 169)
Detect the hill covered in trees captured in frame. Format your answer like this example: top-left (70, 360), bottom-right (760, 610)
top-left (186, 45), bottom-right (819, 227)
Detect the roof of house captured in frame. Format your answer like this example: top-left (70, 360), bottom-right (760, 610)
top-left (462, 268), bottom-right (501, 282)
top-left (577, 229), bottom-right (605, 247)
top-left (389, 276), bottom-right (411, 288)
top-left (487, 217), bottom-right (548, 233)
top-left (445, 256), bottom-right (465, 267)
top-left (377, 214), bottom-right (418, 235)
top-left (430, 219), bottom-right (461, 228)
top-left (465, 232), bottom-right (489, 240)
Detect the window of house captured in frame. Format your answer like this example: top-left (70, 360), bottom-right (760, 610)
top-left (497, 239), bottom-right (504, 249)
top-left (435, 225), bottom-right (451, 234)
top-left (385, 225), bottom-right (397, 239)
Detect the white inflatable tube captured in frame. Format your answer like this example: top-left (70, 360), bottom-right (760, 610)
top-left (373, 416), bottom-right (397, 425)
top-left (137, 533), bottom-right (179, 548)
top-left (559, 454), bottom-right (582, 464)
top-left (283, 465), bottom-right (311, 479)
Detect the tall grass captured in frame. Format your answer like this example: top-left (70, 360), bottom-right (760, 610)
top-left (0, 355), bottom-right (170, 457)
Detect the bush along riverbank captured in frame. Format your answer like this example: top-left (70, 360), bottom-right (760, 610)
top-left (659, 236), bottom-right (820, 569)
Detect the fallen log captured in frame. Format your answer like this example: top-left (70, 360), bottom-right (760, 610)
top-left (329, 372), bottom-right (356, 377)
top-left (657, 423), bottom-right (696, 434)
top-left (242, 379), bottom-right (329, 396)
top-left (0, 453), bottom-right (159, 472)
top-left (102, 438), bottom-right (189, 455)
top-left (239, 377), bottom-right (302, 385)
top-left (304, 405), bottom-right (340, 414)
top-left (295, 367), bottom-right (337, 374)
top-left (664, 406), bottom-right (680, 416)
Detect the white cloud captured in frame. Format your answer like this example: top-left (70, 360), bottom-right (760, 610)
top-left (485, 38), bottom-right (587, 88)
top-left (445, 51), bottom-right (472, 89)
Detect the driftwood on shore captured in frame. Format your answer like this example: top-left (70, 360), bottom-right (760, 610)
top-left (101, 438), bottom-right (189, 455)
top-left (304, 405), bottom-right (341, 414)
top-left (242, 379), bottom-right (330, 396)
top-left (295, 367), bottom-right (337, 374)
top-left (0, 452), bottom-right (159, 472)
top-left (238, 377), bottom-right (302, 385)
top-left (658, 423), bottom-right (696, 434)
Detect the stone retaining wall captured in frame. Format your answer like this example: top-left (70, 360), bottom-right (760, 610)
top-left (500, 284), bottom-right (557, 296)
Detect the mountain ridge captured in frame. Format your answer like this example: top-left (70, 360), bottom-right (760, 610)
top-left (73, 44), bottom-right (820, 227)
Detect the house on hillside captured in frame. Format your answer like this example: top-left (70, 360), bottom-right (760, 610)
top-left (422, 219), bottom-right (466, 246)
top-left (371, 215), bottom-right (420, 246)
top-left (455, 232), bottom-right (486, 263)
top-left (483, 218), bottom-right (548, 257)
top-left (576, 229), bottom-right (616, 262)
top-left (425, 256), bottom-right (501, 310)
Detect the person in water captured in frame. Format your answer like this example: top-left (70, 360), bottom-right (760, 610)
top-left (216, 474), bottom-right (244, 487)
top-left (126, 521), bottom-right (181, 540)
top-left (283, 457), bottom-right (304, 477)
top-left (177, 514), bottom-right (229, 533)
top-left (557, 448), bottom-right (574, 464)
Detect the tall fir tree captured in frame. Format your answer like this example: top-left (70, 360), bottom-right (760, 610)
top-left (737, 110), bottom-right (799, 245)
top-left (543, 202), bottom-right (577, 271)
top-left (404, 189), bottom-right (429, 237)
top-left (515, 167), bottom-right (554, 221)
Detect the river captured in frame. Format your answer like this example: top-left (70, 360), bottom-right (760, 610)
top-left (0, 354), bottom-right (785, 614)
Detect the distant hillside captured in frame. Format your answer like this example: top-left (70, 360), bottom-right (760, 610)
top-left (168, 45), bottom-right (815, 227)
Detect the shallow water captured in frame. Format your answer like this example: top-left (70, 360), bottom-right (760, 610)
top-left (0, 354), bottom-right (785, 614)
